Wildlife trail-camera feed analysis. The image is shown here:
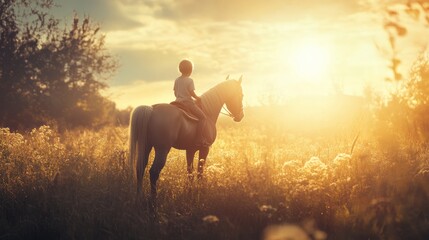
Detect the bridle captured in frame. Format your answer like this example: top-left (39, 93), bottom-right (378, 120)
top-left (220, 76), bottom-right (243, 119)
top-left (221, 96), bottom-right (243, 119)
top-left (221, 105), bottom-right (234, 118)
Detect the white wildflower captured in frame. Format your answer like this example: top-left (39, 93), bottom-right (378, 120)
top-left (259, 205), bottom-right (277, 213)
top-left (332, 153), bottom-right (351, 167)
top-left (301, 157), bottom-right (327, 175)
top-left (282, 160), bottom-right (301, 172)
top-left (263, 224), bottom-right (310, 240)
top-left (202, 215), bottom-right (219, 224)
top-left (206, 164), bottom-right (224, 174)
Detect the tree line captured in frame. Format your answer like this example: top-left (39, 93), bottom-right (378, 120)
top-left (0, 0), bottom-right (130, 130)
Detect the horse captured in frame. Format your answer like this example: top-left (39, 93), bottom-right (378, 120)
top-left (129, 77), bottom-right (244, 198)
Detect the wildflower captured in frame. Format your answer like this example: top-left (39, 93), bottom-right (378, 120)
top-left (414, 168), bottom-right (429, 181)
top-left (206, 164), bottom-right (224, 174)
top-left (313, 230), bottom-right (328, 240)
top-left (332, 153), bottom-right (351, 167)
top-left (301, 157), bottom-right (327, 176)
top-left (202, 215), bottom-right (219, 224)
top-left (282, 160), bottom-right (301, 172)
top-left (259, 205), bottom-right (277, 213)
top-left (263, 224), bottom-right (310, 240)
top-left (304, 157), bottom-right (326, 169)
top-left (253, 160), bottom-right (263, 167)
top-left (302, 219), bottom-right (328, 240)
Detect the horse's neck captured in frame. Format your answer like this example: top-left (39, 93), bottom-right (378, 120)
top-left (201, 84), bottom-right (228, 123)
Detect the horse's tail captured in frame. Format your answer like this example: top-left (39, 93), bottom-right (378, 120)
top-left (129, 105), bottom-right (153, 177)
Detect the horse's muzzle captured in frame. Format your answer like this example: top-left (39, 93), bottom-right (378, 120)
top-left (233, 112), bottom-right (244, 122)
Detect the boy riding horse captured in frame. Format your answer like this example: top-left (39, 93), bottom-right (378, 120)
top-left (173, 59), bottom-right (209, 147)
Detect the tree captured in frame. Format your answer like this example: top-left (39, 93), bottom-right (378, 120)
top-left (374, 0), bottom-right (429, 139)
top-left (404, 55), bottom-right (429, 138)
top-left (381, 0), bottom-right (429, 83)
top-left (0, 0), bottom-right (118, 130)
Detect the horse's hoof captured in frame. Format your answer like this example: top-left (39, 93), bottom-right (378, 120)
top-left (188, 173), bottom-right (194, 182)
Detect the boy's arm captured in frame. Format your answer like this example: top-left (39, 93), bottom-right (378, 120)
top-left (188, 79), bottom-right (200, 101)
top-left (190, 90), bottom-right (201, 101)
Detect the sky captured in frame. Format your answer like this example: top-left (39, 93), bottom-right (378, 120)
top-left (52, 0), bottom-right (429, 109)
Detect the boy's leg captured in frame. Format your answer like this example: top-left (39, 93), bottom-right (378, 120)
top-left (187, 103), bottom-right (207, 144)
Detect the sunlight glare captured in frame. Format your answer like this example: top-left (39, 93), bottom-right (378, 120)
top-left (292, 40), bottom-right (331, 82)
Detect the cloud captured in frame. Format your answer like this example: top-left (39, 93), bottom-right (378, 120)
top-left (121, 0), bottom-right (362, 22)
top-left (104, 11), bottom-right (391, 98)
top-left (104, 80), bottom-right (174, 109)
top-left (54, 0), bottom-right (142, 31)
top-left (111, 49), bottom-right (181, 85)
top-left (64, 0), bottom-right (429, 107)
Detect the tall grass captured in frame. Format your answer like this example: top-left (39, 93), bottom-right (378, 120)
top-left (1, 124), bottom-right (428, 239)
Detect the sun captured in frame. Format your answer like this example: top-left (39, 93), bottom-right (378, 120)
top-left (292, 41), bottom-right (331, 82)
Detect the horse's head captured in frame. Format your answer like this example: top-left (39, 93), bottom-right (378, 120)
top-left (225, 76), bottom-right (244, 122)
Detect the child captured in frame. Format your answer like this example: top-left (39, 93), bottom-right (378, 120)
top-left (173, 59), bottom-right (208, 147)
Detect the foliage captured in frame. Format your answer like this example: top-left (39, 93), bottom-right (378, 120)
top-left (402, 55), bottom-right (429, 139)
top-left (369, 0), bottom-right (429, 142)
top-left (0, 0), bottom-right (119, 130)
top-left (373, 54), bottom-right (429, 142)
top-left (375, 0), bottom-right (429, 82)
top-left (1, 125), bottom-right (428, 239)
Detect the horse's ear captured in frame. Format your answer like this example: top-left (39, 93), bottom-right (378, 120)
top-left (238, 75), bottom-right (242, 84)
top-left (226, 75), bottom-right (230, 81)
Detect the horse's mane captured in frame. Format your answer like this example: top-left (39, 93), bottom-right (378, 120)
top-left (200, 80), bottom-right (238, 120)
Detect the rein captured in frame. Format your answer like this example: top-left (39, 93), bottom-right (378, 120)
top-left (200, 80), bottom-right (241, 120)
top-left (220, 105), bottom-right (234, 118)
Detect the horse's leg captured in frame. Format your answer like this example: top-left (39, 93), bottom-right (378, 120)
top-left (136, 145), bottom-right (152, 195)
top-left (186, 148), bottom-right (197, 181)
top-left (197, 146), bottom-right (210, 179)
top-left (149, 147), bottom-right (170, 199)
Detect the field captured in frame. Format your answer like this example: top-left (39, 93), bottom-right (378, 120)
top-left (2, 0), bottom-right (429, 239)
top-left (1, 104), bottom-right (429, 240)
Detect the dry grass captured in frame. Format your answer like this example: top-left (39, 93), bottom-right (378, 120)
top-left (1, 123), bottom-right (429, 239)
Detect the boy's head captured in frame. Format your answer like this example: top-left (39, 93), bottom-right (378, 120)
top-left (179, 59), bottom-right (193, 76)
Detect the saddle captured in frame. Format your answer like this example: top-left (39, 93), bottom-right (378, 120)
top-left (169, 101), bottom-right (216, 146)
top-left (170, 101), bottom-right (199, 121)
